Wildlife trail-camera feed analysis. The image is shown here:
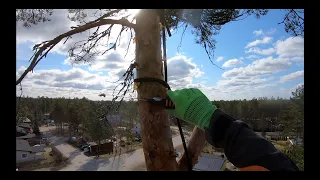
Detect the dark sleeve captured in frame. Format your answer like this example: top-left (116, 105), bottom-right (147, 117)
top-left (204, 109), bottom-right (299, 171)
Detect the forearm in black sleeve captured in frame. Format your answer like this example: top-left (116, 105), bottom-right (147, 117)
top-left (204, 109), bottom-right (299, 171)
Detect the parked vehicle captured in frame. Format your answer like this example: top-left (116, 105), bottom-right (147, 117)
top-left (80, 144), bottom-right (89, 151)
top-left (83, 146), bottom-right (90, 153)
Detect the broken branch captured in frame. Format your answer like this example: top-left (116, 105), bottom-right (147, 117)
top-left (16, 17), bottom-right (136, 85)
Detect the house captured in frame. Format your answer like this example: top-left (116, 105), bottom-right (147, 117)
top-left (104, 115), bottom-right (132, 127)
top-left (106, 115), bottom-right (121, 126)
top-left (17, 133), bottom-right (42, 146)
top-left (18, 123), bottom-right (33, 133)
top-left (16, 139), bottom-right (45, 163)
top-left (19, 117), bottom-right (31, 124)
top-left (175, 149), bottom-right (226, 171)
top-left (193, 153), bottom-right (227, 171)
top-left (16, 126), bottom-right (27, 137)
top-left (16, 133), bottom-right (36, 140)
top-left (255, 131), bottom-right (285, 141)
top-left (131, 122), bottom-right (141, 137)
top-left (44, 113), bottom-right (50, 119)
top-left (288, 137), bottom-right (303, 146)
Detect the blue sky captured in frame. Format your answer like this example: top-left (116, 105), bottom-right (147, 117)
top-left (16, 9), bottom-right (304, 100)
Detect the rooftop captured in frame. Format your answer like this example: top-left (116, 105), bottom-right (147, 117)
top-left (18, 123), bottom-right (32, 129)
top-left (19, 117), bottom-right (31, 123)
top-left (16, 139), bottom-right (45, 153)
top-left (176, 149), bottom-right (226, 171)
top-left (16, 139), bottom-right (32, 152)
top-left (16, 126), bottom-right (27, 133)
top-left (16, 133), bottom-right (36, 139)
top-left (106, 115), bottom-right (121, 125)
top-left (31, 145), bottom-right (45, 153)
top-left (193, 153), bottom-right (226, 171)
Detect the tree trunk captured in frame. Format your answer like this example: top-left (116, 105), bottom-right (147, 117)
top-left (135, 9), bottom-right (178, 171)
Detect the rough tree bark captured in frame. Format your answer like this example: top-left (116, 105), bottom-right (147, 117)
top-left (178, 127), bottom-right (206, 171)
top-left (135, 9), bottom-right (178, 171)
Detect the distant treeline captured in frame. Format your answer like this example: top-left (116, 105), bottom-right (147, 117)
top-left (16, 85), bottom-right (303, 138)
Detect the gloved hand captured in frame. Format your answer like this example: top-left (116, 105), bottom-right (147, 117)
top-left (166, 88), bottom-right (217, 130)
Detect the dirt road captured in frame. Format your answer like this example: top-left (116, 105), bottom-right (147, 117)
top-left (38, 125), bottom-right (188, 171)
top-left (121, 135), bottom-right (184, 171)
top-left (49, 135), bottom-right (184, 171)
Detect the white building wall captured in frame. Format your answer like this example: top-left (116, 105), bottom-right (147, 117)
top-left (16, 151), bottom-right (44, 163)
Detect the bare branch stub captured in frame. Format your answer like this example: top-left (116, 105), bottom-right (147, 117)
top-left (177, 23), bottom-right (188, 54)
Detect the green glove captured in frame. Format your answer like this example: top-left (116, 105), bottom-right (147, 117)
top-left (167, 88), bottom-right (217, 130)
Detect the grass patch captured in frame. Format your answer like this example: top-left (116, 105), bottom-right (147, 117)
top-left (271, 140), bottom-right (289, 152)
top-left (271, 140), bottom-right (304, 170)
top-left (284, 145), bottom-right (304, 170)
top-left (39, 147), bottom-right (56, 164)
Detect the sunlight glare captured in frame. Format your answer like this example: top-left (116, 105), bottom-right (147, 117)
top-left (128, 9), bottom-right (140, 16)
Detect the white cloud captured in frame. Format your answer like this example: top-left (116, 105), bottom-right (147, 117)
top-left (216, 56), bottom-right (224, 62)
top-left (222, 59), bottom-right (243, 68)
top-left (246, 54), bottom-right (261, 59)
top-left (222, 56), bottom-right (292, 78)
top-left (275, 37), bottom-right (304, 57)
top-left (244, 36), bottom-right (304, 66)
top-left (280, 70), bottom-right (304, 82)
top-left (16, 67), bottom-right (119, 100)
top-left (16, 53), bottom-right (203, 100)
top-left (252, 28), bottom-right (276, 37)
top-left (255, 83), bottom-right (277, 89)
top-left (245, 47), bottom-right (275, 55)
top-left (168, 54), bottom-right (204, 79)
top-left (245, 37), bottom-right (272, 48)
top-left (217, 77), bottom-right (267, 87)
top-left (253, 29), bottom-right (264, 36)
top-left (266, 28), bottom-right (276, 35)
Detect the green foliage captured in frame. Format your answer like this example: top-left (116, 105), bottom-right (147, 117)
top-left (280, 85), bottom-right (304, 138)
top-left (16, 9), bottom-right (54, 28)
top-left (279, 9), bottom-right (304, 37)
top-left (16, 84), bottom-right (303, 140)
top-left (165, 9), bottom-right (268, 60)
top-left (83, 115), bottom-right (114, 145)
top-left (212, 97), bottom-right (291, 131)
top-left (119, 100), bottom-right (139, 128)
top-left (284, 145), bottom-right (304, 170)
top-left (277, 85), bottom-right (304, 170)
